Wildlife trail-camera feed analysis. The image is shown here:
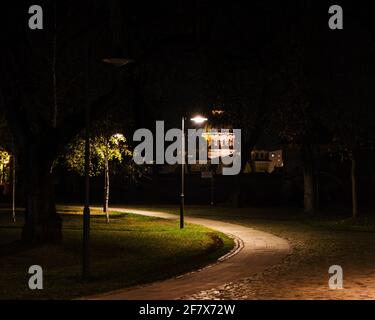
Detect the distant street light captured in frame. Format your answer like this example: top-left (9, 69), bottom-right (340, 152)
top-left (191, 116), bottom-right (208, 124)
top-left (180, 115), bottom-right (208, 229)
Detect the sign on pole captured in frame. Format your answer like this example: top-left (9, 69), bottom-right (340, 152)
top-left (201, 171), bottom-right (213, 179)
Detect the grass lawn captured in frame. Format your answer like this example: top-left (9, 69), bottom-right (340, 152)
top-left (121, 205), bottom-right (375, 300)
top-left (0, 206), bottom-right (234, 300)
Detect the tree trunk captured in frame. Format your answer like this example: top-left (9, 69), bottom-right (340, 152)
top-left (51, 0), bottom-right (58, 128)
top-left (303, 146), bottom-right (316, 214)
top-left (103, 155), bottom-right (110, 223)
top-left (313, 145), bottom-right (320, 213)
top-left (351, 158), bottom-right (358, 218)
top-left (231, 139), bottom-right (251, 207)
top-left (20, 143), bottom-right (62, 243)
top-left (231, 174), bottom-right (242, 207)
top-left (12, 154), bottom-right (16, 223)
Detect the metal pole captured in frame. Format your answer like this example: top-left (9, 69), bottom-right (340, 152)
top-left (180, 117), bottom-right (185, 229)
top-left (82, 2), bottom-right (91, 280)
top-left (82, 104), bottom-right (91, 279)
top-left (12, 154), bottom-right (16, 222)
top-left (210, 174), bottom-right (214, 206)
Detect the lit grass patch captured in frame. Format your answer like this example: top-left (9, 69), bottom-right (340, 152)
top-left (0, 207), bottom-right (233, 300)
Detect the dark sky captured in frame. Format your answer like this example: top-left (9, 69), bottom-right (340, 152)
top-left (3, 1), bottom-right (375, 131)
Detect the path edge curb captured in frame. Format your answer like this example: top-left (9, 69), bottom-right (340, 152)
top-left (80, 216), bottom-right (244, 300)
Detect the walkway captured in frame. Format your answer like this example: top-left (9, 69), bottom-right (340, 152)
top-left (86, 208), bottom-right (291, 300)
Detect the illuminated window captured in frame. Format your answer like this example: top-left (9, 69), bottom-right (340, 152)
top-left (212, 109), bottom-right (225, 116)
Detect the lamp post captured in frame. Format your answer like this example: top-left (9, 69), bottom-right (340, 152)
top-left (180, 115), bottom-right (208, 229)
top-left (82, 4), bottom-right (91, 279)
top-left (82, 84), bottom-right (90, 280)
top-left (180, 117), bottom-right (185, 229)
top-left (81, 56), bottom-right (134, 279)
top-left (12, 138), bottom-right (16, 223)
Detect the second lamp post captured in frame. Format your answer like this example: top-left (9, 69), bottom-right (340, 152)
top-left (180, 115), bottom-right (208, 229)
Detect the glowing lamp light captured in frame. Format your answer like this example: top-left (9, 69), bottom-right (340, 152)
top-left (190, 115), bottom-right (208, 124)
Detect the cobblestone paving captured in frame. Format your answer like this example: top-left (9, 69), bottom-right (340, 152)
top-left (183, 224), bottom-right (375, 300)
top-left (183, 266), bottom-right (375, 300)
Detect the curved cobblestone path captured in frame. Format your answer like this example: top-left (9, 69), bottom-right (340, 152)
top-left (86, 208), bottom-right (291, 300)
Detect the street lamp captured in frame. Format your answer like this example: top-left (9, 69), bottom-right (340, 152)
top-left (190, 115), bottom-right (208, 124)
top-left (81, 57), bottom-right (134, 280)
top-left (180, 115), bottom-right (208, 229)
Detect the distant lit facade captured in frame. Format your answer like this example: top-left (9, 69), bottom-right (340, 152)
top-left (158, 108), bottom-right (284, 175)
top-left (246, 149), bottom-right (284, 173)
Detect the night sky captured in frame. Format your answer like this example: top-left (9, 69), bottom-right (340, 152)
top-left (4, 1), bottom-right (375, 129)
